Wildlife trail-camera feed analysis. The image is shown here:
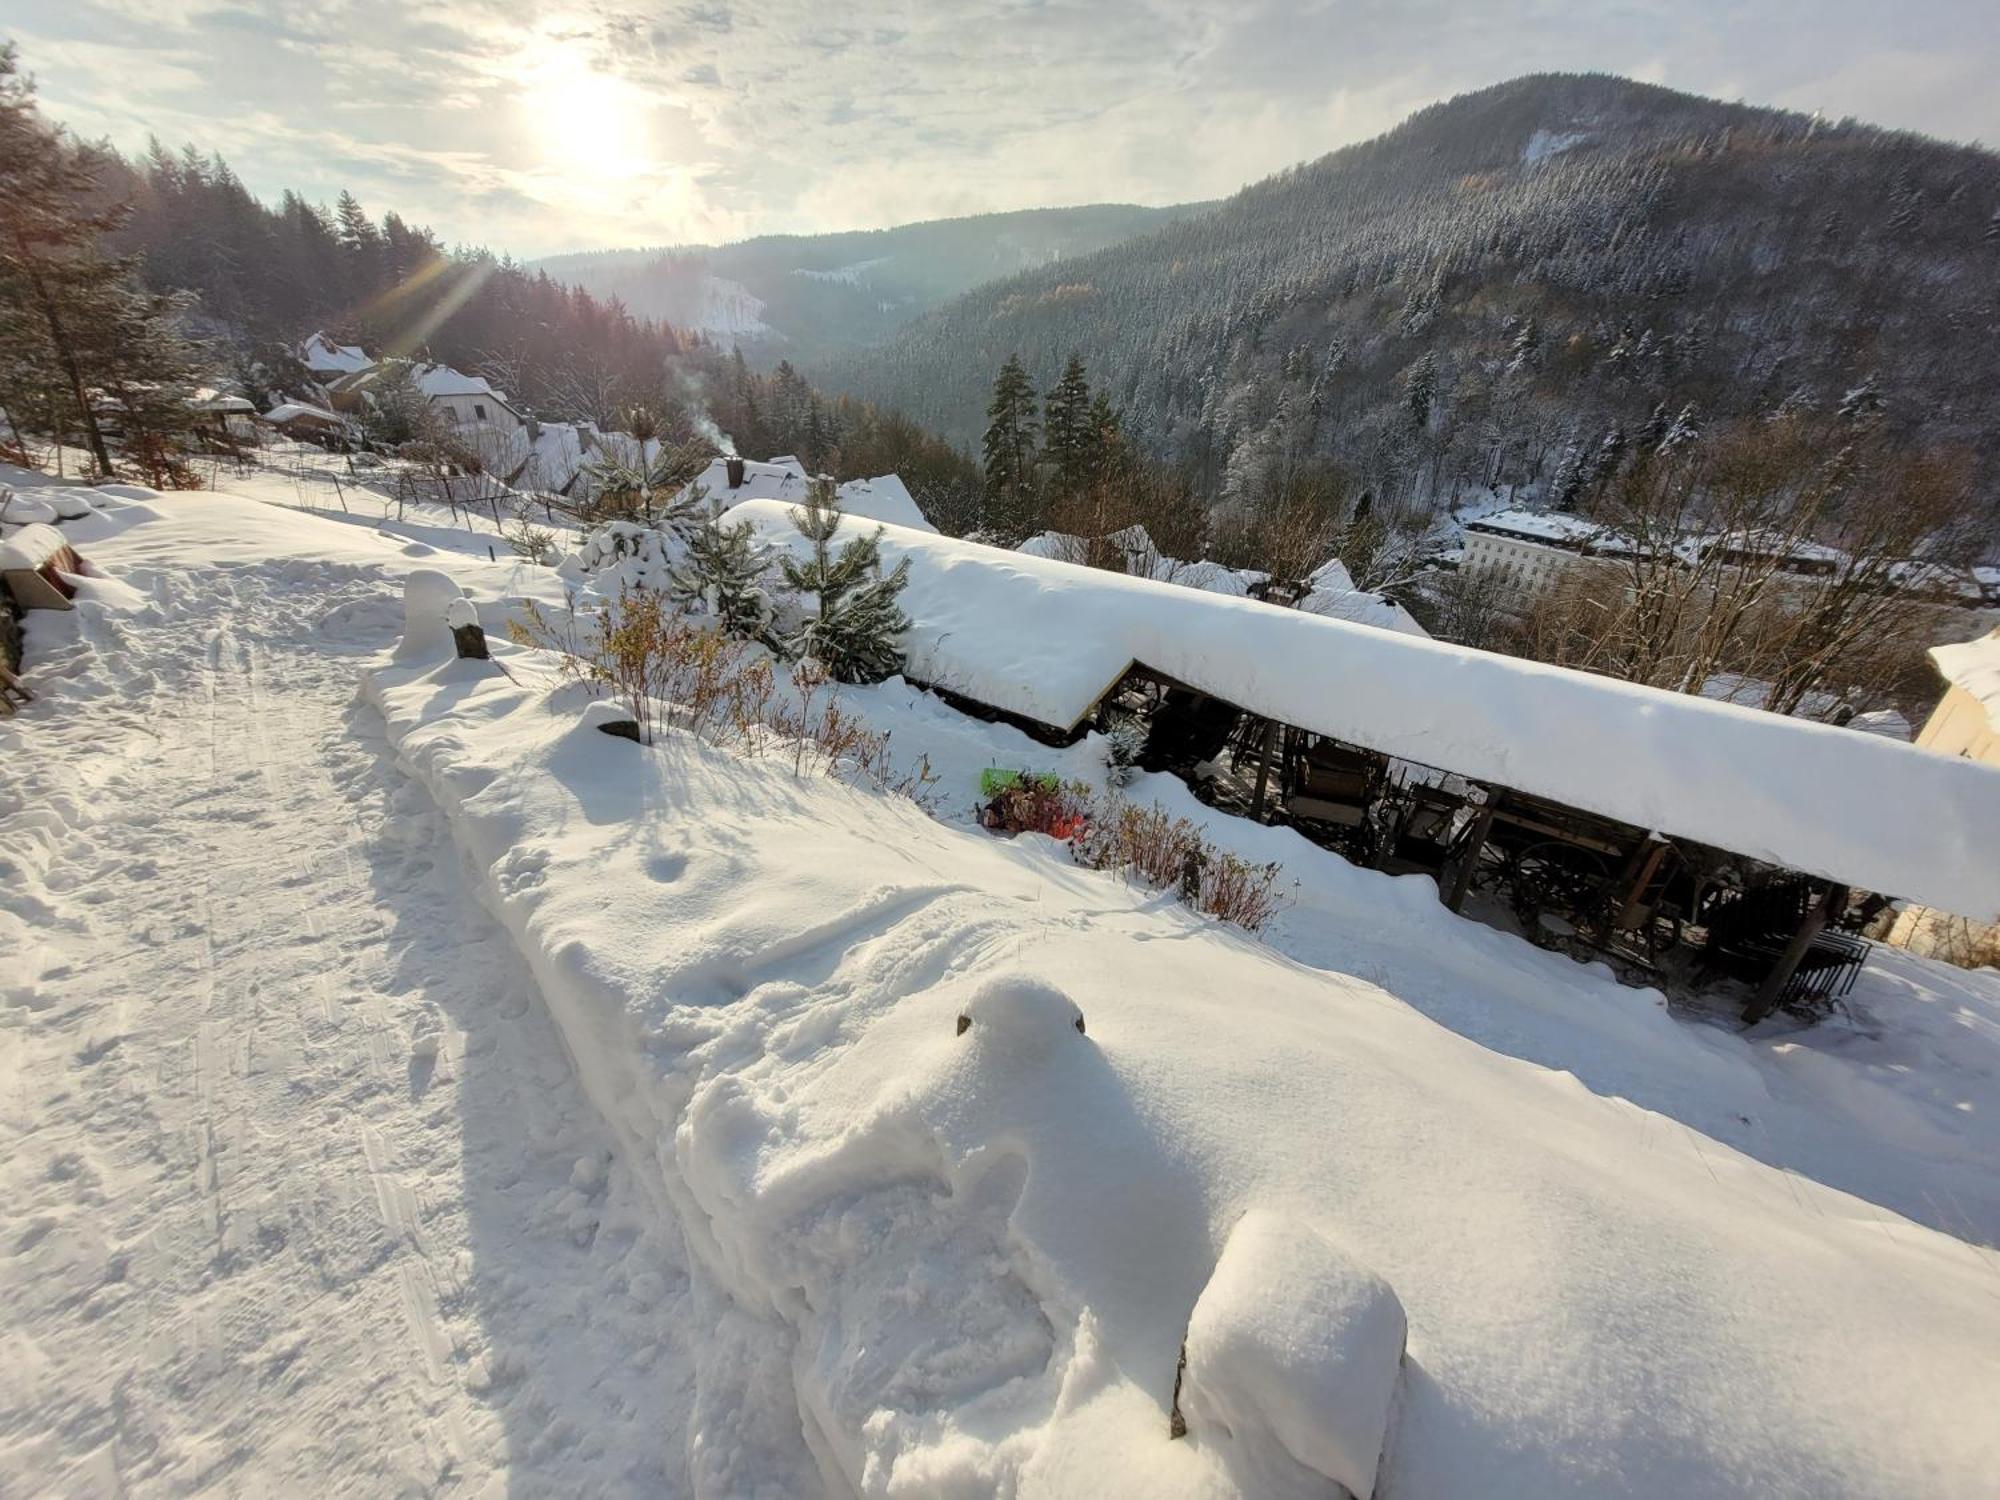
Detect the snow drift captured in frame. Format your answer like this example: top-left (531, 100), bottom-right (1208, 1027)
top-left (361, 586), bottom-right (2000, 1498)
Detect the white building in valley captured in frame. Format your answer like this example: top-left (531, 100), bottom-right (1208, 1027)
top-left (1459, 509), bottom-right (1625, 598)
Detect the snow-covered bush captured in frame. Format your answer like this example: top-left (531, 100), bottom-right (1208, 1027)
top-left (568, 520), bottom-right (685, 592)
top-left (1100, 710), bottom-right (1146, 787)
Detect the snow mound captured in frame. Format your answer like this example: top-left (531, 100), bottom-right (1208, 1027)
top-left (393, 568), bottom-right (467, 664)
top-left (1179, 1211), bottom-right (1406, 1499)
top-left (958, 973), bottom-right (1087, 1050)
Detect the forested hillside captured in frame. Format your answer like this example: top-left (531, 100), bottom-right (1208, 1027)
top-left (535, 204), bottom-right (1203, 365)
top-left (95, 145), bottom-right (692, 423)
top-left (821, 74), bottom-right (2000, 516)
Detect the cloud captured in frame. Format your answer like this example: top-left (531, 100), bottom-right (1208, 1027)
top-left (7, 0), bottom-right (1997, 257)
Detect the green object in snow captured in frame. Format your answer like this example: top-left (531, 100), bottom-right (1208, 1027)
top-left (980, 767), bottom-right (1061, 798)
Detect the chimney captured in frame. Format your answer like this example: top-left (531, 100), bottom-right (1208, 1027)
top-left (725, 456), bottom-right (746, 489)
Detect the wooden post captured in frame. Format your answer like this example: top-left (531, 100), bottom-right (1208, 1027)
top-left (1248, 718), bottom-right (1279, 821)
top-left (1442, 793), bottom-right (1501, 913)
top-left (1744, 882), bottom-right (1848, 1025)
top-left (1612, 839), bottom-right (1670, 930)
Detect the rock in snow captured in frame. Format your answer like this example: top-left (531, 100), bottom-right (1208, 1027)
top-left (1177, 1210), bottom-right (1407, 1499)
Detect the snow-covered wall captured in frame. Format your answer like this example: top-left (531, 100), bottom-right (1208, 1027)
top-left (729, 501), bottom-right (2000, 921)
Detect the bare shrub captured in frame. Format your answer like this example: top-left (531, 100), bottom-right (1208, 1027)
top-left (979, 782), bottom-right (1290, 934)
top-left (509, 587), bottom-right (936, 809)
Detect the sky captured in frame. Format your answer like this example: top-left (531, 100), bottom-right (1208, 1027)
top-left (9, 1), bottom-right (1998, 259)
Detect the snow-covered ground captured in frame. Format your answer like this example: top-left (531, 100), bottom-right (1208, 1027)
top-left (6, 470), bottom-right (2000, 1496)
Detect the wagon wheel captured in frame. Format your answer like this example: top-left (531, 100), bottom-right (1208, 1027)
top-left (1509, 841), bottom-right (1615, 949)
top-left (1464, 833), bottom-right (1518, 894)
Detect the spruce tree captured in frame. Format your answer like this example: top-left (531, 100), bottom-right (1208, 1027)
top-left (1041, 354), bottom-right (1094, 498)
top-left (779, 478), bottom-right (912, 684)
top-left (1505, 316), bottom-right (1541, 375)
top-left (1403, 351), bottom-right (1438, 432)
top-left (981, 354), bottom-right (1039, 537)
top-left (668, 517), bottom-right (773, 641)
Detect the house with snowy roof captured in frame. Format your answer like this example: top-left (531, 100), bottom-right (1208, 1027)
top-left (676, 455), bottom-right (938, 531)
top-left (300, 332), bottom-right (373, 382)
top-left (323, 359), bottom-right (528, 437)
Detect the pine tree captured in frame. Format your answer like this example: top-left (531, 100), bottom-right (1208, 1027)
top-left (1041, 354), bottom-right (1094, 498)
top-left (1657, 402), bottom-right (1701, 453)
top-left (779, 478), bottom-right (912, 684)
top-left (1505, 316), bottom-right (1541, 375)
top-left (1548, 439), bottom-right (1585, 511)
top-left (334, 191), bottom-right (381, 290)
top-left (1638, 400), bottom-right (1673, 450)
top-left (0, 44), bottom-right (156, 475)
top-left (668, 517), bottom-right (772, 641)
top-left (1403, 351), bottom-right (1438, 432)
top-left (981, 354), bottom-right (1040, 538)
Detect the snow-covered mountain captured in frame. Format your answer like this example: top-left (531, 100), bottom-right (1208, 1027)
top-left (534, 203), bottom-right (1205, 364)
top-left (822, 73), bottom-right (2000, 505)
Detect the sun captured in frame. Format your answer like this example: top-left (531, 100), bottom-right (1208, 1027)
top-left (519, 43), bottom-right (651, 180)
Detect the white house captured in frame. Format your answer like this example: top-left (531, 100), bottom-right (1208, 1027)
top-left (1884, 627), bottom-right (2000, 966)
top-left (413, 365), bottom-right (527, 434)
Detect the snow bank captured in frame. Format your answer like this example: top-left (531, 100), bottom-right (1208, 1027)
top-left (364, 638), bottom-right (2000, 1498)
top-left (728, 501), bottom-right (2000, 921)
top-left (1178, 1211), bottom-right (1405, 1499)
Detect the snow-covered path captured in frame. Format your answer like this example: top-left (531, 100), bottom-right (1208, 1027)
top-left (1, 559), bottom-right (689, 1494)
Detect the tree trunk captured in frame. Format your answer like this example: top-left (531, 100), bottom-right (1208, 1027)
top-left (18, 249), bottom-right (113, 477)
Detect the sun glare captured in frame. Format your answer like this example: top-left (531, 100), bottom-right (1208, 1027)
top-left (520, 44), bottom-right (651, 180)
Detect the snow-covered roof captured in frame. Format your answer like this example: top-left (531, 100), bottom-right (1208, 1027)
top-left (264, 401), bottom-right (343, 427)
top-left (190, 388), bottom-right (257, 414)
top-left (414, 365), bottom-right (504, 401)
top-left (300, 331), bottom-right (372, 376)
top-left (683, 456), bottom-right (813, 508)
top-left (1931, 628), bottom-right (2000, 733)
top-left (730, 499), bottom-right (2000, 919)
top-left (1464, 508), bottom-right (1620, 551)
top-left (1016, 534), bottom-right (1426, 637)
top-left (835, 474), bottom-right (936, 533)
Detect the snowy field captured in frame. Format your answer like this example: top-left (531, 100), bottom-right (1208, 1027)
top-left (5, 471), bottom-right (2000, 1496)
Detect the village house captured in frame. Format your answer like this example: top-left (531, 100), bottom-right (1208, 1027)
top-left (1884, 628), bottom-right (2000, 966)
top-left (300, 332), bottom-right (372, 383)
